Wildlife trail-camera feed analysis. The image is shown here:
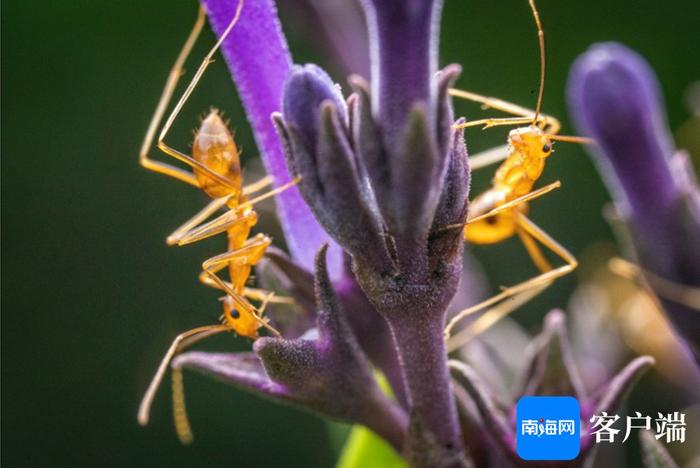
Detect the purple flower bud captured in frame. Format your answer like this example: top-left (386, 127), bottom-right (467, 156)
top-left (282, 64), bottom-right (348, 143)
top-left (272, 0), bottom-right (470, 459)
top-left (275, 65), bottom-right (392, 268)
top-left (568, 43), bottom-right (700, 359)
top-left (346, 70), bottom-right (462, 261)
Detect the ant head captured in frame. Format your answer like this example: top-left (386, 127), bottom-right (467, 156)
top-left (509, 126), bottom-right (553, 159)
top-left (221, 296), bottom-right (261, 339)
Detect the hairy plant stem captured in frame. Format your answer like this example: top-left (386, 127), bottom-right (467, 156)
top-left (356, 255), bottom-right (466, 466)
top-left (389, 309), bottom-right (461, 453)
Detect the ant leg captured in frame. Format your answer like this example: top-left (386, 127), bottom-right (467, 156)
top-left (199, 259), bottom-right (240, 290)
top-left (457, 116), bottom-right (590, 143)
top-left (547, 135), bottom-right (594, 144)
top-left (166, 196), bottom-right (231, 246)
top-left (516, 225), bottom-right (553, 273)
top-left (200, 237), bottom-right (281, 337)
top-left (243, 288), bottom-right (296, 304)
top-left (439, 181), bottom-right (561, 234)
top-left (445, 181), bottom-right (561, 231)
top-left (178, 210), bottom-right (257, 246)
top-left (510, 212), bottom-right (578, 286)
top-left (238, 176), bottom-right (301, 210)
top-left (469, 144), bottom-right (510, 171)
top-left (138, 324), bottom-right (229, 426)
top-left (444, 281), bottom-right (546, 345)
top-left (199, 259), bottom-right (294, 304)
top-left (242, 175), bottom-right (274, 196)
top-left (140, 0), bottom-right (243, 188)
top-left (200, 235), bottom-right (271, 294)
top-left (444, 213), bottom-right (576, 345)
top-left (467, 181), bottom-right (561, 224)
top-left (139, 8), bottom-right (206, 187)
top-left (177, 178), bottom-right (301, 246)
top-left (149, 1), bottom-right (247, 190)
top-left (449, 88), bottom-right (561, 133)
top-left (197, 263), bottom-right (295, 305)
top-left (446, 282), bottom-right (549, 352)
top-left (609, 257), bottom-right (700, 309)
top-left (456, 116), bottom-right (536, 130)
top-left (171, 368), bottom-right (193, 444)
top-left (164, 177), bottom-right (291, 245)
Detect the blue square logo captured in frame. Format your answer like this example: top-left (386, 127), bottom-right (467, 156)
top-left (516, 396), bottom-right (581, 460)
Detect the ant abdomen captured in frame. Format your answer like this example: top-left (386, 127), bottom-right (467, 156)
top-left (193, 110), bottom-right (242, 200)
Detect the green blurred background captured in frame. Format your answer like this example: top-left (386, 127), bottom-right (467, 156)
top-left (2, 0), bottom-right (698, 466)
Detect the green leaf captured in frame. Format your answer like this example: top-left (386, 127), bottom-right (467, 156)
top-left (336, 425), bottom-right (407, 468)
top-left (327, 421), bottom-right (352, 456)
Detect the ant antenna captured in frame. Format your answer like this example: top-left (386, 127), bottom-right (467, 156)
top-left (528, 0), bottom-right (546, 126)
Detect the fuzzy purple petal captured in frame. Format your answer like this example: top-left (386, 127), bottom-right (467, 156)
top-left (173, 351), bottom-right (289, 398)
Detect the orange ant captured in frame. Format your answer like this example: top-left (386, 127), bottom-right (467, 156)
top-left (136, 0), bottom-right (296, 441)
top-left (443, 0), bottom-right (592, 351)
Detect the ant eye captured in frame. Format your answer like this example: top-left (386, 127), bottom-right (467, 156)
top-left (230, 309), bottom-right (240, 319)
top-left (542, 143), bottom-right (551, 153)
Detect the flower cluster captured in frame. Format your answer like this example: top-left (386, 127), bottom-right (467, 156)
top-left (157, 0), bottom-right (700, 466)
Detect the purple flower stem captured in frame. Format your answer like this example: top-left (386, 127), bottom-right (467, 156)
top-left (362, 273), bottom-right (465, 464)
top-left (391, 312), bottom-right (459, 449)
